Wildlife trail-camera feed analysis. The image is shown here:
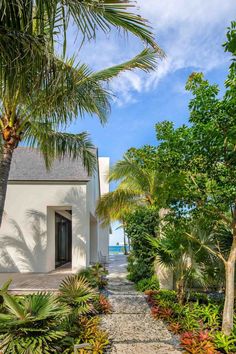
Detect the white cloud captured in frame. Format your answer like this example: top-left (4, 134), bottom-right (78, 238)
top-left (70, 0), bottom-right (235, 105)
top-left (140, 0), bottom-right (234, 90)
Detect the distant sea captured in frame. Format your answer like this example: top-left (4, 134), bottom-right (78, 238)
top-left (109, 245), bottom-right (129, 254)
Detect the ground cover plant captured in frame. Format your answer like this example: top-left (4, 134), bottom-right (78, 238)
top-left (145, 289), bottom-right (236, 353)
top-left (135, 275), bottom-right (160, 292)
top-left (0, 271), bottom-right (111, 353)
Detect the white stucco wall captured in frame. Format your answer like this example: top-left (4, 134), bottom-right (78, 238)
top-left (0, 183), bottom-right (89, 273)
top-left (0, 157), bottom-right (110, 273)
top-left (98, 158), bottom-right (110, 260)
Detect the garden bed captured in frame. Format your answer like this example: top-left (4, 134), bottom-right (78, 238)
top-left (0, 263), bottom-right (111, 353)
top-left (145, 289), bottom-right (236, 354)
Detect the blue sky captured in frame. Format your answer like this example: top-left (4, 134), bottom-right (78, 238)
top-left (67, 0), bottom-right (235, 245)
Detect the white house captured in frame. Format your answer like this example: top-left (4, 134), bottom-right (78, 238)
top-left (0, 148), bottom-right (110, 273)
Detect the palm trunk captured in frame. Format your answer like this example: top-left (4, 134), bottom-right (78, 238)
top-left (123, 230), bottom-right (128, 255)
top-left (176, 276), bottom-right (185, 305)
top-left (0, 145), bottom-right (14, 227)
top-left (127, 234), bottom-right (131, 251)
top-left (222, 234), bottom-right (236, 335)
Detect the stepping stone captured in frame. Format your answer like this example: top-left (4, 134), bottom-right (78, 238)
top-left (102, 314), bottom-right (175, 343)
top-left (109, 295), bottom-right (149, 314)
top-left (109, 342), bottom-right (182, 354)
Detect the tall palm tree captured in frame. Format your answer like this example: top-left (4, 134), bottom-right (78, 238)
top-left (96, 154), bottom-right (159, 225)
top-left (0, 1), bottom-right (164, 226)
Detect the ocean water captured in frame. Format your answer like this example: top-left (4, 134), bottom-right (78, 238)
top-left (109, 245), bottom-right (128, 254)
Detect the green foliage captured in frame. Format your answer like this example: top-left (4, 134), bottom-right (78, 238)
top-left (187, 292), bottom-right (210, 304)
top-left (0, 0), bottom-right (162, 98)
top-left (146, 289), bottom-right (236, 352)
top-left (153, 290), bottom-right (178, 303)
top-left (77, 263), bottom-right (108, 290)
top-left (135, 275), bottom-right (160, 292)
top-left (0, 283), bottom-right (70, 353)
top-left (127, 256), bottom-right (154, 283)
top-left (59, 275), bottom-right (96, 315)
top-left (125, 207), bottom-right (159, 282)
top-left (214, 329), bottom-right (236, 353)
top-left (0, 277), bottom-right (110, 353)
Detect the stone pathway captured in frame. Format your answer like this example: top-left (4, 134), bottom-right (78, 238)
top-left (102, 254), bottom-right (182, 354)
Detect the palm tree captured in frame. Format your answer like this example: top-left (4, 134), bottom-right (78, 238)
top-left (96, 154), bottom-right (159, 224)
top-left (148, 217), bottom-right (229, 304)
top-left (96, 154), bottom-right (162, 257)
top-left (0, 1), bottom-right (164, 227)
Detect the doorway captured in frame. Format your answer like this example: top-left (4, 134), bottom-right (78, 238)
top-left (55, 211), bottom-right (72, 268)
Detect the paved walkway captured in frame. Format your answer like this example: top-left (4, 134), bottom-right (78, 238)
top-left (102, 254), bottom-right (181, 354)
top-left (0, 265), bottom-right (72, 294)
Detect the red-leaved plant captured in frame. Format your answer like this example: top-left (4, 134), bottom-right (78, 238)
top-left (180, 331), bottom-right (217, 354)
top-left (168, 322), bottom-right (182, 334)
top-left (97, 294), bottom-right (112, 314)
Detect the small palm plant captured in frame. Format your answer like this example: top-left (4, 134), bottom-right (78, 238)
top-left (59, 276), bottom-right (96, 315)
top-left (0, 280), bottom-right (70, 354)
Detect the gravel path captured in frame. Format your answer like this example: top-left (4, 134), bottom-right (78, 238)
top-left (101, 255), bottom-right (182, 354)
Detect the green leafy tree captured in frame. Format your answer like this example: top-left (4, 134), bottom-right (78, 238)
top-left (155, 22), bottom-right (236, 335)
top-left (125, 207), bottom-right (159, 282)
top-left (0, 0), bottom-right (163, 227)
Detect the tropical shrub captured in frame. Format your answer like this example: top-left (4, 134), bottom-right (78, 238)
top-left (125, 207), bottom-right (159, 282)
top-left (76, 316), bottom-right (109, 354)
top-left (180, 331), bottom-right (216, 354)
top-left (78, 263), bottom-right (108, 290)
top-left (59, 276), bottom-right (96, 315)
top-left (0, 282), bottom-right (70, 353)
top-left (0, 278), bottom-right (110, 354)
top-left (153, 289), bottom-right (178, 303)
top-left (94, 294), bottom-right (112, 314)
top-left (60, 316), bottom-right (109, 354)
top-left (135, 275), bottom-right (160, 292)
top-left (188, 291), bottom-right (210, 304)
top-left (214, 329), bottom-right (236, 353)
top-left (127, 255), bottom-right (154, 282)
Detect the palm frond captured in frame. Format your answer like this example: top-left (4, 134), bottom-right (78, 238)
top-left (92, 48), bottom-right (158, 82)
top-left (21, 58), bottom-right (110, 125)
top-left (108, 155), bottom-right (154, 201)
top-left (59, 275), bottom-right (96, 315)
top-left (58, 0), bottom-right (162, 51)
top-left (96, 189), bottom-right (140, 225)
top-left (109, 155), bottom-right (149, 183)
top-left (24, 124), bottom-right (97, 175)
top-left (0, 290), bottom-right (69, 353)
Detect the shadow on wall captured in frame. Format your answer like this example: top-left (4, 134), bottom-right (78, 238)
top-left (62, 187), bottom-right (87, 269)
top-left (0, 209), bottom-right (47, 272)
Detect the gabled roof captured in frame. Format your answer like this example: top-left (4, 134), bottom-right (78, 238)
top-left (9, 147), bottom-right (92, 182)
